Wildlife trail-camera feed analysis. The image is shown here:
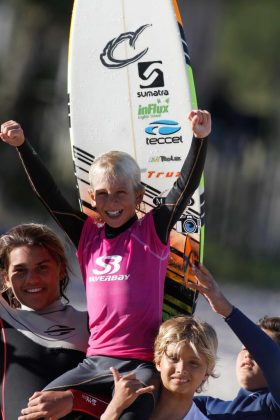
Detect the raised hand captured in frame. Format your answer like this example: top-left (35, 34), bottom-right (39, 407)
top-left (186, 263), bottom-right (233, 317)
top-left (0, 120), bottom-right (25, 147)
top-left (188, 109), bottom-right (211, 139)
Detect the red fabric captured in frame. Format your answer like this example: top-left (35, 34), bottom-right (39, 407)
top-left (70, 389), bottom-right (109, 418)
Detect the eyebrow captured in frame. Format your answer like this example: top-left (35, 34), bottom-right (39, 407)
top-left (12, 259), bottom-right (51, 268)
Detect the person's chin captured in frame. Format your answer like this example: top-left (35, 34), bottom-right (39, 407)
top-left (106, 219), bottom-right (123, 228)
top-left (238, 376), bottom-right (257, 390)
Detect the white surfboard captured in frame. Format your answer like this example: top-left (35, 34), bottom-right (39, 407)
top-left (68, 0), bottom-right (205, 317)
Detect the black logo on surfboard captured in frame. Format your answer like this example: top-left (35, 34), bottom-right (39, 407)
top-left (100, 24), bottom-right (151, 69)
top-left (138, 61), bottom-right (164, 88)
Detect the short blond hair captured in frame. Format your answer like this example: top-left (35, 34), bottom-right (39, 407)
top-left (89, 150), bottom-right (144, 193)
top-left (154, 316), bottom-right (218, 392)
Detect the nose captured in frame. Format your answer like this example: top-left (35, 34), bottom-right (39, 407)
top-left (175, 359), bottom-right (188, 374)
top-left (111, 192), bottom-right (120, 202)
top-left (106, 193), bottom-right (120, 207)
top-left (25, 270), bottom-right (40, 284)
top-left (243, 349), bottom-right (253, 359)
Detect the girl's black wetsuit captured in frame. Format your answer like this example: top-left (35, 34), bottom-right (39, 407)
top-left (0, 297), bottom-right (89, 419)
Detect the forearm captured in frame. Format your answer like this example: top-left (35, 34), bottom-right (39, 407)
top-left (16, 140), bottom-right (85, 246)
top-left (167, 137), bottom-right (207, 222)
top-left (100, 404), bottom-right (122, 420)
top-left (153, 137), bottom-right (207, 243)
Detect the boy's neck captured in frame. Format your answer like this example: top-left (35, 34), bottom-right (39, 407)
top-left (150, 388), bottom-right (193, 420)
top-left (105, 214), bottom-right (137, 238)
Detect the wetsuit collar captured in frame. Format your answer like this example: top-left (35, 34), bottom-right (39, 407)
top-left (20, 299), bottom-right (65, 313)
top-left (105, 214), bottom-right (138, 238)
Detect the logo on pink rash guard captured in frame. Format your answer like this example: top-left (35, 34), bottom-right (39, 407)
top-left (90, 255), bottom-right (130, 282)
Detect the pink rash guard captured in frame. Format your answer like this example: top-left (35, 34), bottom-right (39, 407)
top-left (77, 211), bottom-right (170, 361)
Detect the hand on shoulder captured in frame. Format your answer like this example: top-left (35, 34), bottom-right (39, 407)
top-left (0, 120), bottom-right (25, 147)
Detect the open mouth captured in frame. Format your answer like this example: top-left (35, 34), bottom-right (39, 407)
top-left (106, 210), bottom-right (122, 217)
top-left (241, 362), bottom-right (254, 369)
top-left (170, 376), bottom-right (189, 384)
top-left (25, 288), bottom-right (44, 294)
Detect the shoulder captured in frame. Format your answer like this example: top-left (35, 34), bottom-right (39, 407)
top-left (0, 294), bottom-right (16, 320)
top-left (194, 395), bottom-right (228, 414)
top-left (79, 216), bottom-right (104, 244)
top-left (63, 304), bottom-right (87, 318)
top-left (134, 211), bottom-right (154, 233)
top-left (182, 402), bottom-right (209, 420)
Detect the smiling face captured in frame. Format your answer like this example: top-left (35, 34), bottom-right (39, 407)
top-left (4, 245), bottom-right (62, 310)
top-left (156, 342), bottom-right (209, 398)
top-left (90, 177), bottom-right (143, 228)
top-left (235, 328), bottom-right (275, 390)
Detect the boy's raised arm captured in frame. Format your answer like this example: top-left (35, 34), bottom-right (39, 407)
top-left (0, 120), bottom-right (86, 247)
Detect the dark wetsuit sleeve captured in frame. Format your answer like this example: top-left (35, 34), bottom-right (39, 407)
top-left (16, 140), bottom-right (86, 247)
top-left (152, 137), bottom-right (207, 244)
top-left (226, 307), bottom-right (280, 408)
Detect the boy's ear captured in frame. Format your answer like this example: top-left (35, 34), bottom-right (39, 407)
top-left (3, 274), bottom-right (11, 289)
top-left (136, 188), bottom-right (144, 205)
top-left (88, 189), bottom-right (96, 207)
top-left (59, 265), bottom-right (66, 283)
top-left (155, 359), bottom-right (161, 372)
top-left (195, 372), bottom-right (210, 393)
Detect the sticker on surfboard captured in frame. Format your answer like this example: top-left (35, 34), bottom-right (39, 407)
top-left (68, 0), bottom-right (204, 317)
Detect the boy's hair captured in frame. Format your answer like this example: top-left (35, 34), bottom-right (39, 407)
top-left (89, 150), bottom-right (144, 193)
top-left (258, 316), bottom-right (280, 346)
top-left (0, 223), bottom-right (70, 307)
top-left (154, 315), bottom-right (218, 393)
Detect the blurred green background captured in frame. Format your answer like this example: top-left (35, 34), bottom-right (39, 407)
top-left (0, 0), bottom-right (279, 288)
